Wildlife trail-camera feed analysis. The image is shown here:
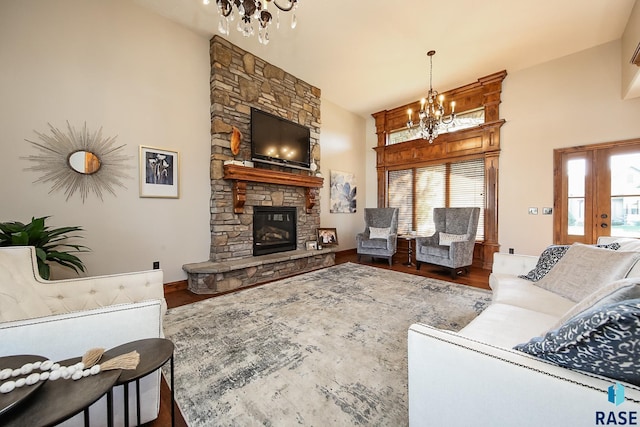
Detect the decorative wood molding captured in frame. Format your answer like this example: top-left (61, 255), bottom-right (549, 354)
top-left (223, 164), bottom-right (324, 214)
top-left (372, 120), bottom-right (505, 170)
top-left (305, 187), bottom-right (318, 213)
top-left (371, 70), bottom-right (507, 144)
top-left (371, 71), bottom-right (507, 268)
top-left (232, 181), bottom-right (247, 214)
top-left (632, 42), bottom-right (640, 67)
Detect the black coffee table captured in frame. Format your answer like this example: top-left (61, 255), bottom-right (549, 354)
top-left (0, 355), bottom-right (121, 427)
top-left (102, 338), bottom-right (175, 427)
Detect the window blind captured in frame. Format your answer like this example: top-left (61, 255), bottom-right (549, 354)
top-left (387, 158), bottom-right (485, 240)
top-left (415, 164), bottom-right (446, 236)
top-left (450, 159), bottom-right (485, 240)
top-left (388, 169), bottom-right (413, 235)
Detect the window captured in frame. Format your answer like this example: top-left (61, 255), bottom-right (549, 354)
top-left (388, 158), bottom-right (485, 239)
top-left (373, 70), bottom-right (505, 269)
top-left (415, 164), bottom-right (446, 236)
top-left (388, 169), bottom-right (414, 235)
top-left (388, 108), bottom-right (486, 145)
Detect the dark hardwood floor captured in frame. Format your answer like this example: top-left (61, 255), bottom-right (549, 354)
top-left (147, 250), bottom-right (490, 426)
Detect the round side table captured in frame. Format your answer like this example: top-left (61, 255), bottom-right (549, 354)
top-left (401, 235), bottom-right (416, 266)
top-left (0, 355), bottom-right (121, 427)
top-left (102, 338), bottom-right (175, 427)
top-left (0, 355), bottom-right (46, 417)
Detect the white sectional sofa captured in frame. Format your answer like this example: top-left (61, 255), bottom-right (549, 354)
top-left (0, 246), bottom-right (166, 426)
top-left (408, 238), bottom-right (640, 427)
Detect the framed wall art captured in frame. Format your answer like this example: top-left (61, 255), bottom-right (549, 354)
top-left (317, 228), bottom-right (338, 246)
top-left (139, 146), bottom-right (179, 198)
top-left (330, 170), bottom-right (356, 213)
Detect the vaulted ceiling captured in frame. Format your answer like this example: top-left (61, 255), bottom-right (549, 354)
top-left (136, 0), bottom-right (638, 117)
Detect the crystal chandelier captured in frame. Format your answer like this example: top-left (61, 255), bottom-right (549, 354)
top-left (406, 50), bottom-right (456, 143)
top-left (205, 0), bottom-right (300, 45)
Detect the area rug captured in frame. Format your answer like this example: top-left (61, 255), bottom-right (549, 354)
top-left (162, 262), bottom-right (492, 426)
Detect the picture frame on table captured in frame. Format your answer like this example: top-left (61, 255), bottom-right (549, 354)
top-left (139, 146), bottom-right (179, 198)
top-left (317, 228), bottom-right (338, 246)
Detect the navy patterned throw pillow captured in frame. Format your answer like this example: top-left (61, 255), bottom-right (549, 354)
top-left (597, 242), bottom-right (621, 251)
top-left (514, 299), bottom-right (640, 386)
top-left (518, 242), bottom-right (621, 282)
top-left (518, 245), bottom-right (570, 282)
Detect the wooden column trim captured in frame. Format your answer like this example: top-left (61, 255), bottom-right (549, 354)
top-left (483, 152), bottom-right (500, 269)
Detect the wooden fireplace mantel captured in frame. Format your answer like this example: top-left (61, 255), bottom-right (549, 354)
top-left (223, 164), bottom-right (324, 214)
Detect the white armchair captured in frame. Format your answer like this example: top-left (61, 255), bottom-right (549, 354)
top-left (0, 246), bottom-right (166, 426)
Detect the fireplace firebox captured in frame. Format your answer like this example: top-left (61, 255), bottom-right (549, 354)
top-left (253, 206), bottom-right (297, 256)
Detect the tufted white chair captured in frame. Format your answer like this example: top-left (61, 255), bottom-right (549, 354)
top-left (0, 246), bottom-right (166, 426)
top-left (0, 246), bottom-right (165, 322)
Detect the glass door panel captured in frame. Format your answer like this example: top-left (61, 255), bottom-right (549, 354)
top-left (567, 158), bottom-right (586, 236)
top-left (610, 153), bottom-right (640, 238)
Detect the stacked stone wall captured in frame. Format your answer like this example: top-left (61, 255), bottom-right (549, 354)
top-left (209, 35), bottom-right (322, 263)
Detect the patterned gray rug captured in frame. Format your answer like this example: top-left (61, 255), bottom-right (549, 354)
top-left (163, 262), bottom-right (491, 426)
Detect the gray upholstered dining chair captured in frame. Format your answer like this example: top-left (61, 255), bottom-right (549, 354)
top-left (415, 207), bottom-right (480, 278)
top-left (356, 208), bottom-right (399, 266)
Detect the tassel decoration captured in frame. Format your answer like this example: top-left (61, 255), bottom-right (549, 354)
top-left (100, 351), bottom-right (140, 371)
top-left (81, 348), bottom-right (105, 368)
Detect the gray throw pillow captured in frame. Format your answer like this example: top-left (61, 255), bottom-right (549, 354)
top-left (551, 278), bottom-right (640, 329)
top-left (534, 243), bottom-right (640, 302)
top-left (514, 299), bottom-right (640, 386)
top-left (519, 243), bottom-right (621, 282)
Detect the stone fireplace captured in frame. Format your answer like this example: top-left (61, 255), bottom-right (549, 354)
top-left (253, 206), bottom-right (297, 256)
top-left (182, 36), bottom-right (335, 294)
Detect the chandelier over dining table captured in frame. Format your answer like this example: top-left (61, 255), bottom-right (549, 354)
top-left (205, 0), bottom-right (300, 45)
top-left (407, 50), bottom-right (456, 143)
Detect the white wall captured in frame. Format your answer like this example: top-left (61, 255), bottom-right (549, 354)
top-left (319, 99), bottom-right (367, 250)
top-left (500, 40), bottom-right (640, 256)
top-left (0, 0), bottom-right (212, 282)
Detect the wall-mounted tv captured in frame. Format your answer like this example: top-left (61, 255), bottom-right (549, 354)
top-left (251, 107), bottom-right (311, 170)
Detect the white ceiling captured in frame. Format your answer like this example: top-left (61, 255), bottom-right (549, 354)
top-left (135, 0), bottom-right (637, 117)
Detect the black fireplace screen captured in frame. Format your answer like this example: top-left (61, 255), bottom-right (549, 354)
top-left (253, 206), bottom-right (297, 256)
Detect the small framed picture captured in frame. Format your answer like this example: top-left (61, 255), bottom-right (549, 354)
top-left (305, 241), bottom-right (318, 250)
top-left (542, 207), bottom-right (553, 215)
top-left (317, 228), bottom-right (339, 246)
top-left (528, 207), bottom-right (538, 215)
top-left (140, 146), bottom-right (179, 198)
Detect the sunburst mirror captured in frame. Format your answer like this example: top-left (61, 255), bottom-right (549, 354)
top-left (24, 122), bottom-right (131, 202)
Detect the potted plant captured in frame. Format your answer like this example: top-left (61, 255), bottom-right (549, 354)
top-left (0, 216), bottom-right (89, 279)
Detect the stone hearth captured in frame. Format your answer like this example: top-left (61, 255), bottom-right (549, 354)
top-left (183, 248), bottom-right (335, 294)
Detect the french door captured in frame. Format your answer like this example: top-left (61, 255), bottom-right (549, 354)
top-left (554, 139), bottom-right (640, 244)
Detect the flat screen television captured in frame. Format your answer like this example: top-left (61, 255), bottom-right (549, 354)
top-left (251, 107), bottom-right (311, 170)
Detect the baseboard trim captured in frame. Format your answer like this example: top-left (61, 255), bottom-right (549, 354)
top-left (336, 248), bottom-right (357, 257)
top-left (164, 279), bottom-right (188, 294)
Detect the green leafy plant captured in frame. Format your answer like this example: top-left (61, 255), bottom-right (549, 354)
top-left (0, 216), bottom-right (89, 279)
